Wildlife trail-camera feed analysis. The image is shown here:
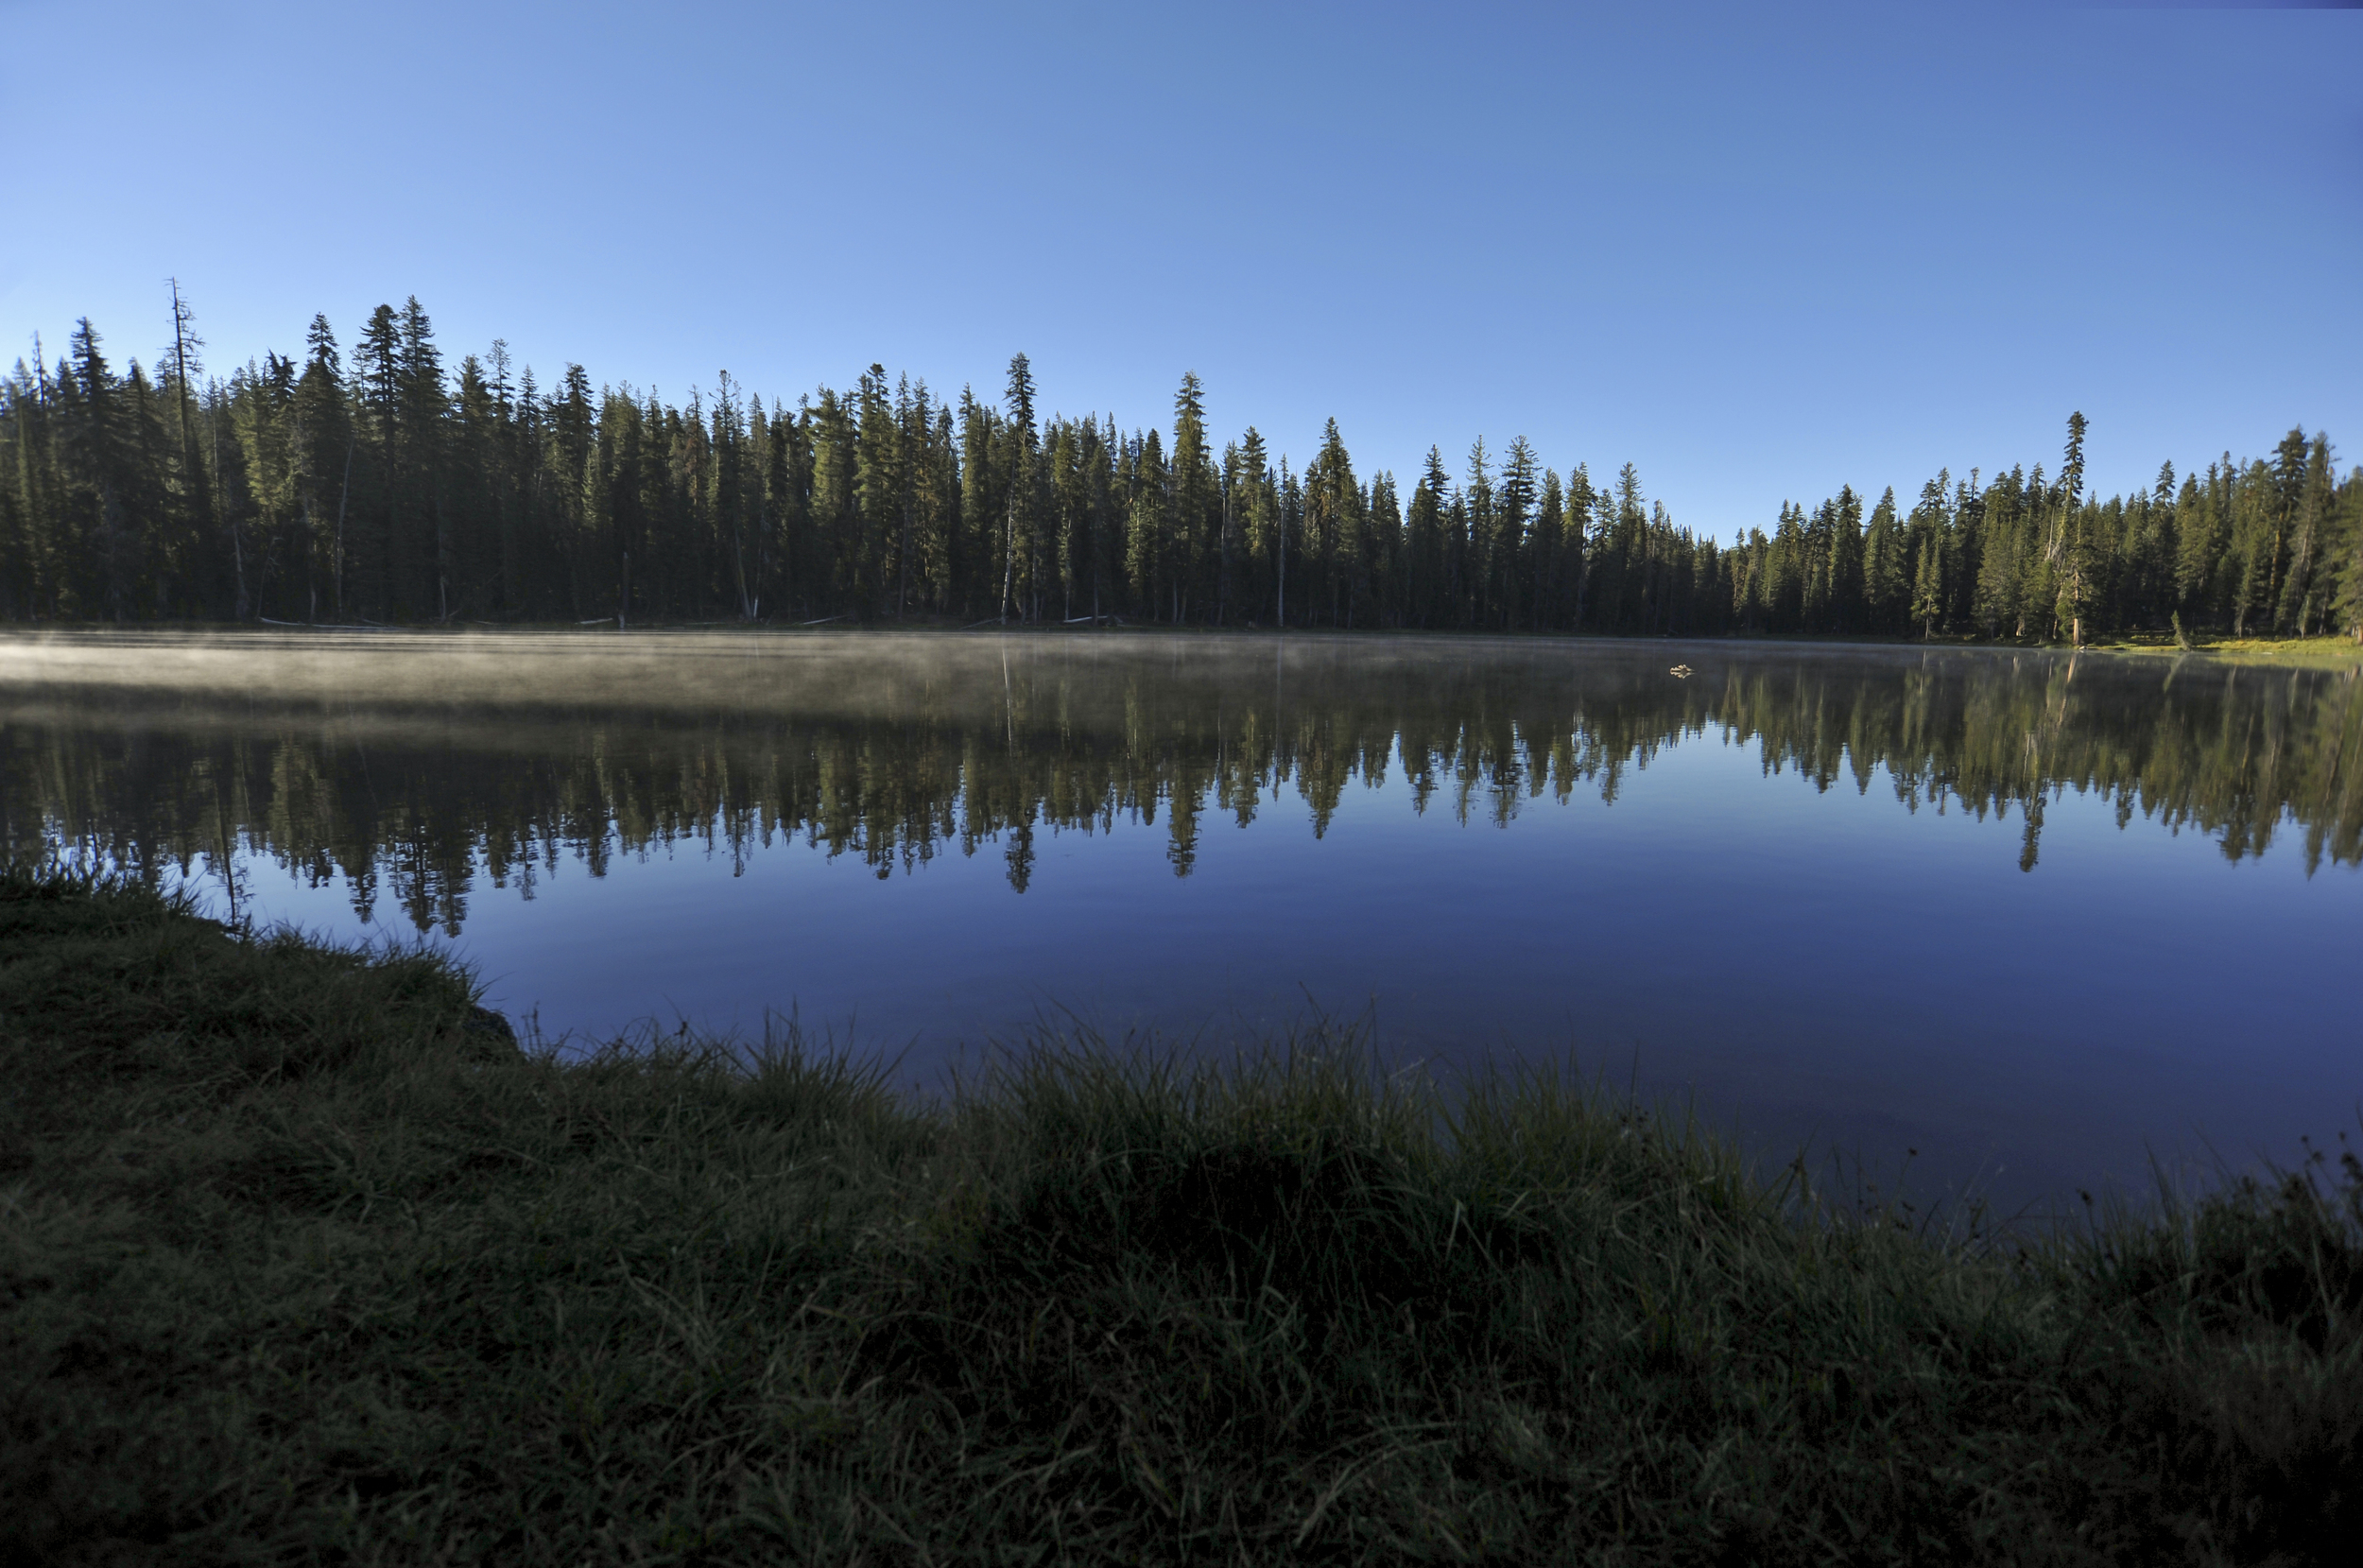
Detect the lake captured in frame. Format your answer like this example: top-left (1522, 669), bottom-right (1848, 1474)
top-left (4, 629), bottom-right (2356, 1215)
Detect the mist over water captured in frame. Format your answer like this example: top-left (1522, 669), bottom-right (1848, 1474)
top-left (5, 629), bottom-right (2358, 1215)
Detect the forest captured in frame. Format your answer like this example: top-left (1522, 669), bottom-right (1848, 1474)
top-left (5, 294), bottom-right (2360, 641)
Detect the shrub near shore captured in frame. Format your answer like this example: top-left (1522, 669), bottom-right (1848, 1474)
top-left (1, 866), bottom-right (2357, 1564)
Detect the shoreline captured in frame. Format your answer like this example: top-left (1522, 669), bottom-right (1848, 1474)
top-left (5, 866), bottom-right (2356, 1561)
top-left (2, 618), bottom-right (2358, 668)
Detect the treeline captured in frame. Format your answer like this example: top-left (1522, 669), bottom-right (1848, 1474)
top-left (5, 295), bottom-right (2360, 640)
top-left (9, 641), bottom-right (2355, 932)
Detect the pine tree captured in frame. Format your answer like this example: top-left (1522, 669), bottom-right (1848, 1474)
top-left (1462, 438), bottom-right (1494, 627)
top-left (1169, 372), bottom-right (1216, 625)
top-left (1127, 429), bottom-right (1165, 619)
top-left (1863, 487), bottom-right (1905, 632)
top-left (1235, 427), bottom-right (1274, 627)
top-left (1405, 446), bottom-right (1450, 628)
top-left (2046, 412), bottom-right (2093, 645)
top-left (2275, 432), bottom-right (2331, 635)
top-left (164, 280), bottom-right (234, 618)
top-left (810, 387), bottom-right (857, 616)
top-left (1975, 470), bottom-right (2025, 638)
top-left (854, 364), bottom-right (898, 618)
top-left (1911, 521), bottom-right (1947, 639)
top-left (1827, 486), bottom-right (1865, 632)
top-left (1564, 462), bottom-right (1595, 631)
top-left (1, 352), bottom-right (63, 617)
top-left (956, 388), bottom-right (996, 620)
top-left (2229, 456), bottom-right (2276, 638)
top-left (4, 300), bottom-right (2345, 647)
top-left (1368, 471), bottom-right (1403, 628)
top-left (1276, 456), bottom-right (1300, 628)
top-left (1529, 468), bottom-right (1564, 630)
top-left (1304, 420), bottom-right (1361, 627)
top-left (293, 317), bottom-right (354, 618)
top-left (59, 320), bottom-right (140, 619)
top-left (1001, 353), bottom-right (1037, 624)
top-left (2333, 460), bottom-right (2363, 643)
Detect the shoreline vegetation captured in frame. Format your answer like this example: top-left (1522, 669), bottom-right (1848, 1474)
top-left (6, 867), bottom-right (2357, 1562)
top-left (6, 300), bottom-right (2360, 648)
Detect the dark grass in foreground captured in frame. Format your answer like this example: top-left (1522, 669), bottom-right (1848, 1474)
top-left (2, 870), bottom-right (2357, 1565)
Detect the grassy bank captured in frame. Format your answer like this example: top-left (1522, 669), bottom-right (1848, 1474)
top-left (2082, 631), bottom-right (2363, 667)
top-left (3, 870), bottom-right (2357, 1564)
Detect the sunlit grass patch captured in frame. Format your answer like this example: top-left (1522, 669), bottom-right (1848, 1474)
top-left (2099, 630), bottom-right (2363, 666)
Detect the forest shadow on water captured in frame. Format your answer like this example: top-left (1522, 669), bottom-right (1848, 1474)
top-left (3, 627), bottom-right (2359, 1218)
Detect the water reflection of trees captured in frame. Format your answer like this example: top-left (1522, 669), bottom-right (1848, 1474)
top-left (4, 640), bottom-right (2356, 935)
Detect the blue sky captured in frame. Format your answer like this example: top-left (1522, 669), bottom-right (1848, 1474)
top-left (4, 1), bottom-right (2356, 539)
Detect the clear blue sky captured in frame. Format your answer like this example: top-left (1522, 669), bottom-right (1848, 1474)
top-left (5, 1), bottom-right (2356, 540)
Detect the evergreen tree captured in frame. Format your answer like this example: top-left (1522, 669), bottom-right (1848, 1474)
top-left (1403, 446), bottom-right (1449, 628)
top-left (1826, 486), bottom-right (1865, 633)
top-left (1461, 438), bottom-right (1495, 627)
top-left (1862, 486), bottom-right (1905, 631)
top-left (7, 300), bottom-right (2352, 648)
top-left (1232, 426), bottom-right (1272, 627)
top-left (1496, 436), bottom-right (1539, 627)
top-left (1126, 428), bottom-right (1166, 619)
top-left (2046, 412), bottom-right (2092, 646)
top-left (1001, 353), bottom-right (1038, 624)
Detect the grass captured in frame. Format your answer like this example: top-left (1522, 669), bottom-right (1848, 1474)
top-left (2085, 631), bottom-right (2363, 667)
top-left (3, 868), bottom-right (2358, 1564)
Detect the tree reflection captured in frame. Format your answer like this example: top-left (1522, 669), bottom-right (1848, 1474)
top-left (4, 639), bottom-right (2355, 934)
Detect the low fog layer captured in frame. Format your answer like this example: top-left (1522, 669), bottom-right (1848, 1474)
top-left (0, 626), bottom-right (2043, 727)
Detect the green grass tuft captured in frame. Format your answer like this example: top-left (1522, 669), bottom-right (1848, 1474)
top-left (2, 866), bottom-right (2356, 1563)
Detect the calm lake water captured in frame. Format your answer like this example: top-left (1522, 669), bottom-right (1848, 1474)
top-left (6, 629), bottom-right (2357, 1214)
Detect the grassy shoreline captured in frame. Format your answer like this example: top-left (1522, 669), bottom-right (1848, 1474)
top-left (3, 869), bottom-right (2357, 1564)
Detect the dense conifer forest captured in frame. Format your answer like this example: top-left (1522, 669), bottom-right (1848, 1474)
top-left (6, 296), bottom-right (2359, 640)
